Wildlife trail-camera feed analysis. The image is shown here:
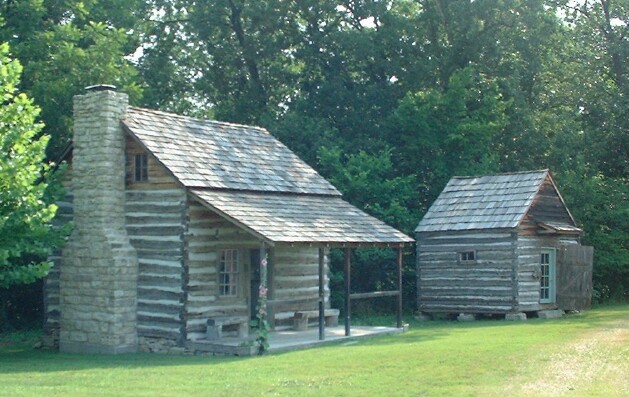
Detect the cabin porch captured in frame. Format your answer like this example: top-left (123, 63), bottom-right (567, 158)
top-left (185, 325), bottom-right (403, 356)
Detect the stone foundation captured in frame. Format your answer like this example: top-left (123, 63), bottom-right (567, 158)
top-left (505, 313), bottom-right (527, 321)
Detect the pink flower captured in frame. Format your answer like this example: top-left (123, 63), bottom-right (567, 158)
top-left (259, 308), bottom-right (266, 315)
top-left (261, 258), bottom-right (267, 267)
top-left (259, 286), bottom-right (268, 296)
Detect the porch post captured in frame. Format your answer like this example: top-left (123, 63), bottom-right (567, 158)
top-left (318, 247), bottom-right (325, 341)
top-left (344, 247), bottom-right (351, 336)
top-left (397, 246), bottom-right (403, 329)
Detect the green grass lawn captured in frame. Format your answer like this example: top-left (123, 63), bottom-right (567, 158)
top-left (1, 305), bottom-right (627, 397)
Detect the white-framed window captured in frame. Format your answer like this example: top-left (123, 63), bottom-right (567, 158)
top-left (540, 248), bottom-right (556, 304)
top-left (459, 250), bottom-right (476, 264)
top-left (134, 153), bottom-right (148, 182)
top-left (219, 249), bottom-right (239, 296)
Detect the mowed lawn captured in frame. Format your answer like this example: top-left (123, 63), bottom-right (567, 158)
top-left (1, 305), bottom-right (627, 397)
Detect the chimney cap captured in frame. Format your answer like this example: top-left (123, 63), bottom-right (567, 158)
top-left (85, 84), bottom-right (117, 92)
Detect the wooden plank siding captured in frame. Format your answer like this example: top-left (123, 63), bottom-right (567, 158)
top-left (416, 230), bottom-right (518, 314)
top-left (515, 233), bottom-right (580, 312)
top-left (526, 177), bottom-right (574, 226)
top-left (125, 136), bottom-right (180, 190)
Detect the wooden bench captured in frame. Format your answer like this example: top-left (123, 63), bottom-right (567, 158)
top-left (206, 316), bottom-right (249, 340)
top-left (293, 309), bottom-right (340, 330)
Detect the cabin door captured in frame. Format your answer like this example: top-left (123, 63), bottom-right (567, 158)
top-left (540, 249), bottom-right (556, 304)
top-left (557, 245), bottom-right (594, 311)
top-left (249, 249), bottom-right (261, 320)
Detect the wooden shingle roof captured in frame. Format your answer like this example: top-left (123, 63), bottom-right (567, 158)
top-left (191, 190), bottom-right (413, 245)
top-left (416, 170), bottom-right (576, 233)
top-left (121, 107), bottom-right (412, 246)
top-left (122, 107), bottom-right (340, 195)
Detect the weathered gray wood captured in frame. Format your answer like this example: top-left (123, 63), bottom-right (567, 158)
top-left (350, 291), bottom-right (400, 299)
top-left (417, 229), bottom-right (518, 314)
top-left (557, 245), bottom-right (593, 310)
top-left (318, 247), bottom-right (325, 340)
top-left (397, 247), bottom-right (403, 328)
top-left (344, 248), bottom-right (351, 336)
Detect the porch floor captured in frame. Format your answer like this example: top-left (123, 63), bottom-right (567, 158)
top-left (185, 326), bottom-right (403, 356)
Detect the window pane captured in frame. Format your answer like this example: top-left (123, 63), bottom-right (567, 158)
top-left (219, 249), bottom-right (239, 296)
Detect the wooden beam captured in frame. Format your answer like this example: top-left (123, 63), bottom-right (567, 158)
top-left (318, 247), bottom-right (325, 341)
top-left (349, 291), bottom-right (399, 299)
top-left (344, 247), bottom-right (351, 336)
top-left (397, 247), bottom-right (403, 329)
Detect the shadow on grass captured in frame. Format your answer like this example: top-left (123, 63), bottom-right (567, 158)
top-left (0, 304), bottom-right (626, 374)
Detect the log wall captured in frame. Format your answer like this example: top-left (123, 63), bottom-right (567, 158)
top-left (416, 230), bottom-right (518, 314)
top-left (272, 245), bottom-right (330, 313)
top-left (183, 200), bottom-right (258, 341)
top-left (42, 165), bottom-right (73, 348)
top-left (183, 200), bottom-right (331, 340)
top-left (126, 188), bottom-right (187, 343)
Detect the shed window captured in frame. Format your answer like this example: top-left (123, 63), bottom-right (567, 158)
top-left (134, 153), bottom-right (148, 182)
top-left (219, 249), bottom-right (239, 296)
top-left (459, 251), bottom-right (476, 263)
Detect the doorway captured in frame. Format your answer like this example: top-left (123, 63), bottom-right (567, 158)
top-left (540, 248), bottom-right (556, 304)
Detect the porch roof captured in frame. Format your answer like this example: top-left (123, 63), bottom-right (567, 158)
top-left (190, 189), bottom-right (413, 247)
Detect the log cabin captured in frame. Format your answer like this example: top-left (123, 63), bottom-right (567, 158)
top-left (415, 170), bottom-right (593, 320)
top-left (43, 86), bottom-right (413, 354)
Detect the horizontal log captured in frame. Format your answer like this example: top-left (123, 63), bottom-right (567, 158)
top-left (127, 226), bottom-right (183, 236)
top-left (139, 263), bottom-right (182, 277)
top-left (186, 295), bottom-right (217, 304)
top-left (129, 238), bottom-right (183, 251)
top-left (138, 311), bottom-right (181, 322)
top-left (420, 289), bottom-right (514, 298)
top-left (419, 304), bottom-right (514, 314)
top-left (138, 288), bottom-right (183, 301)
top-left (419, 280), bottom-right (512, 289)
top-left (137, 326), bottom-right (181, 340)
top-left (268, 297), bottom-right (321, 308)
top-left (138, 276), bottom-right (182, 290)
top-left (138, 300), bottom-right (183, 315)
top-left (350, 290), bottom-right (399, 299)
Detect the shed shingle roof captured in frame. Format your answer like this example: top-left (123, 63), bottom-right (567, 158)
top-left (122, 107), bottom-right (340, 195)
top-left (416, 170), bottom-right (553, 232)
top-left (191, 190), bottom-right (413, 245)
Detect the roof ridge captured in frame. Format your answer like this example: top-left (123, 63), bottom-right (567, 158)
top-left (126, 106), bottom-right (269, 134)
top-left (189, 187), bottom-right (342, 198)
top-left (450, 169), bottom-right (549, 179)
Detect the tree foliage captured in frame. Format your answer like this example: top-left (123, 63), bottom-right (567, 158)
top-left (0, 43), bottom-right (65, 290)
top-left (1, 0), bottom-right (627, 307)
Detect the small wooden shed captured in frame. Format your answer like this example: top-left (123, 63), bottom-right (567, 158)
top-left (415, 170), bottom-right (593, 318)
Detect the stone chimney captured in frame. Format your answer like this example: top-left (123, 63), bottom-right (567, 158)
top-left (59, 87), bottom-right (139, 354)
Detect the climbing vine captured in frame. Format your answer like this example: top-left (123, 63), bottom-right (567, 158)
top-left (253, 253), bottom-right (270, 354)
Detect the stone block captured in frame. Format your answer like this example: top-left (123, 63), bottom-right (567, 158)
top-left (457, 313), bottom-right (476, 322)
top-left (537, 310), bottom-right (564, 319)
top-left (505, 313), bottom-right (527, 321)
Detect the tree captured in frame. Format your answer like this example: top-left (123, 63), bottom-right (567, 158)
top-left (0, 43), bottom-right (65, 300)
top-left (391, 67), bottom-right (507, 209)
top-left (0, 0), bottom-right (143, 158)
